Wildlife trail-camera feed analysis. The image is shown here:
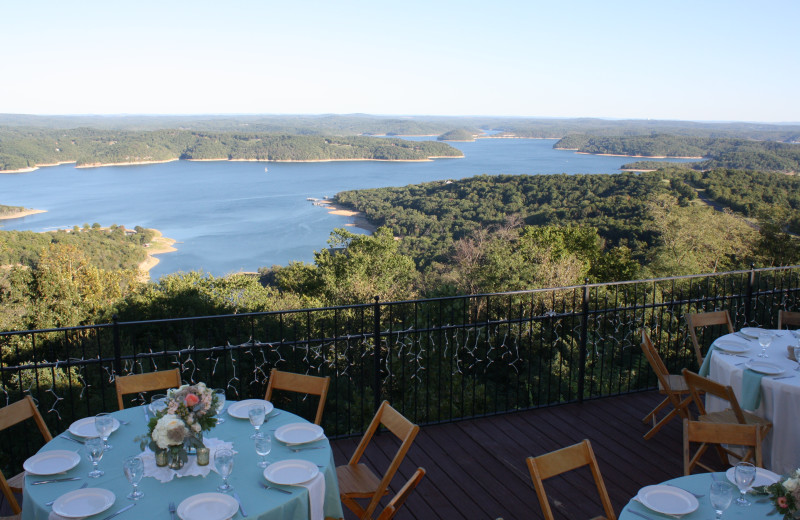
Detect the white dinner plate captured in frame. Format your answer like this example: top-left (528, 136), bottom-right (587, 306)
top-left (746, 360), bottom-right (784, 375)
top-left (275, 423), bottom-right (325, 445)
top-left (264, 459), bottom-right (319, 485)
top-left (68, 416), bottom-right (120, 438)
top-left (739, 327), bottom-right (765, 339)
top-left (636, 485), bottom-right (698, 516)
top-left (713, 340), bottom-right (749, 354)
top-left (52, 488), bottom-right (115, 518)
top-left (226, 399), bottom-right (274, 419)
top-left (726, 466), bottom-right (780, 489)
top-left (177, 492), bottom-right (239, 520)
top-left (23, 450), bottom-right (80, 475)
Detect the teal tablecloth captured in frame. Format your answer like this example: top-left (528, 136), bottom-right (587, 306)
top-left (620, 473), bottom-right (777, 519)
top-left (22, 403), bottom-right (344, 520)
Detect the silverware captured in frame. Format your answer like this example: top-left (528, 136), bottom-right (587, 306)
top-left (259, 482), bottom-right (292, 495)
top-left (59, 435), bottom-right (84, 445)
top-left (32, 477), bottom-right (82, 485)
top-left (291, 446), bottom-right (325, 452)
top-left (100, 503), bottom-right (135, 520)
top-left (772, 375), bottom-right (795, 380)
top-left (169, 501), bottom-right (176, 520)
top-left (46, 482), bottom-right (88, 506)
top-left (232, 491), bottom-right (248, 517)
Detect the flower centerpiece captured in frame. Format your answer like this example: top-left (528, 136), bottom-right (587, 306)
top-left (754, 469), bottom-right (800, 519)
top-left (139, 382), bottom-right (219, 469)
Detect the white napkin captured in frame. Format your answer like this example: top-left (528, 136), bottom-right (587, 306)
top-left (298, 473), bottom-right (325, 520)
top-left (141, 437), bottom-right (234, 483)
top-left (49, 512), bottom-right (83, 520)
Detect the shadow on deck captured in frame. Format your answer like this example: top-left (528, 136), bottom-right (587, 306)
top-left (331, 391), bottom-right (687, 519)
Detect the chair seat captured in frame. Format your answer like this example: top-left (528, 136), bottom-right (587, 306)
top-left (699, 409), bottom-right (772, 430)
top-left (336, 463), bottom-right (388, 498)
top-left (658, 374), bottom-right (689, 393)
top-left (7, 471), bottom-right (23, 493)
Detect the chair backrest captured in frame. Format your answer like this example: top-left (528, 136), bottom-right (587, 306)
top-left (0, 468), bottom-right (20, 515)
top-left (348, 401), bottom-right (420, 518)
top-left (686, 310), bottom-right (734, 366)
top-left (778, 310), bottom-right (800, 329)
top-left (115, 369), bottom-right (182, 410)
top-left (681, 368), bottom-right (747, 422)
top-left (640, 330), bottom-right (684, 406)
top-left (264, 368), bottom-right (331, 425)
top-left (375, 468), bottom-right (426, 520)
top-left (526, 439), bottom-right (616, 520)
top-left (683, 419), bottom-right (762, 474)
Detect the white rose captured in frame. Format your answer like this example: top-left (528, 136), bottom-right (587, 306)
top-left (785, 478), bottom-right (799, 492)
top-left (151, 414), bottom-right (186, 449)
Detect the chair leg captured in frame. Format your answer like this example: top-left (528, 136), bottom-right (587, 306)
top-left (643, 395), bottom-right (691, 440)
top-left (643, 397), bottom-right (670, 424)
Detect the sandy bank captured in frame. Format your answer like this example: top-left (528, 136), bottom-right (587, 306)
top-left (137, 229), bottom-right (177, 280)
top-left (312, 201), bottom-right (377, 234)
top-left (575, 151), bottom-right (704, 159)
top-left (0, 209), bottom-right (47, 220)
top-left (76, 158), bottom-right (179, 169)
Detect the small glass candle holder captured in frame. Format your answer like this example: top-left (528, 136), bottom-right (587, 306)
top-left (155, 448), bottom-right (168, 467)
top-left (196, 447), bottom-right (210, 466)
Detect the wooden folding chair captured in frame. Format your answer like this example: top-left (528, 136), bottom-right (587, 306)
top-left (0, 395), bottom-right (53, 503)
top-left (0, 466), bottom-right (22, 517)
top-left (778, 310), bottom-right (800, 329)
top-left (526, 439), bottom-right (616, 520)
top-left (264, 368), bottom-right (331, 425)
top-left (686, 310), bottom-right (734, 366)
top-left (374, 468), bottom-right (426, 520)
top-left (336, 401), bottom-right (420, 519)
top-left (683, 419), bottom-right (763, 474)
top-left (681, 369), bottom-right (771, 465)
top-left (640, 330), bottom-right (692, 440)
top-left (115, 368), bottom-right (181, 410)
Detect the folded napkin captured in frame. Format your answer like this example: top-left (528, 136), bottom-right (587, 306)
top-left (740, 369), bottom-right (765, 410)
top-left (141, 437), bottom-right (234, 483)
top-left (299, 472), bottom-right (325, 520)
top-left (49, 512), bottom-right (82, 520)
top-left (698, 346), bottom-right (716, 377)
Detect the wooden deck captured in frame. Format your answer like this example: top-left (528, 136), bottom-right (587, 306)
top-left (330, 391), bottom-right (690, 520)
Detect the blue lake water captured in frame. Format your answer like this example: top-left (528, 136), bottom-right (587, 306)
top-left (0, 138), bottom-right (694, 279)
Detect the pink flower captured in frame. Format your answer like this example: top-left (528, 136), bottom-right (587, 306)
top-left (185, 393), bottom-right (200, 407)
top-left (777, 496), bottom-right (788, 509)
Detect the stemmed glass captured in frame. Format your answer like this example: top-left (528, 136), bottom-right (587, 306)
top-left (255, 434), bottom-right (272, 468)
top-left (248, 405), bottom-right (266, 439)
top-left (95, 412), bottom-right (114, 451)
top-left (149, 394), bottom-right (167, 417)
top-left (709, 481), bottom-right (734, 519)
top-left (733, 462), bottom-right (756, 506)
top-left (84, 437), bottom-right (105, 478)
top-left (794, 344), bottom-right (800, 371)
top-left (123, 457), bottom-right (144, 500)
top-left (214, 389), bottom-right (226, 424)
top-left (758, 332), bottom-right (772, 358)
top-left (214, 448), bottom-right (234, 493)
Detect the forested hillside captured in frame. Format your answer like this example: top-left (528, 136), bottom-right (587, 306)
top-left (0, 128), bottom-right (462, 171)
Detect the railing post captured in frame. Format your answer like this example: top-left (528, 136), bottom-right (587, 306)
top-left (745, 263), bottom-right (755, 324)
top-left (112, 314), bottom-right (122, 377)
top-left (373, 296), bottom-right (382, 414)
top-left (578, 279), bottom-right (589, 403)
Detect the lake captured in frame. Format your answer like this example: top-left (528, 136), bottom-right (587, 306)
top-left (0, 138), bottom-right (692, 279)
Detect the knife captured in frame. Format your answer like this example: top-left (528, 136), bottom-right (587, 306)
top-left (259, 482), bottom-right (292, 495)
top-left (59, 435), bottom-right (85, 445)
top-left (232, 491), bottom-right (248, 517)
top-left (32, 477), bottom-right (82, 485)
top-left (100, 503), bottom-right (136, 520)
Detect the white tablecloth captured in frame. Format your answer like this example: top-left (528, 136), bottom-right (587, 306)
top-left (705, 330), bottom-right (800, 475)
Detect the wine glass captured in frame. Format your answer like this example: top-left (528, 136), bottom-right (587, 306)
top-left (248, 405), bottom-right (266, 439)
top-left (214, 448), bottom-right (234, 492)
top-left (84, 436), bottom-right (105, 478)
top-left (95, 412), bottom-right (114, 451)
top-left (254, 434), bottom-right (271, 468)
top-left (123, 457), bottom-right (144, 500)
top-left (733, 462), bottom-right (756, 506)
top-left (149, 394), bottom-right (167, 417)
top-left (214, 389), bottom-right (226, 424)
top-left (793, 344), bottom-right (800, 371)
top-left (709, 481), bottom-right (734, 519)
top-left (757, 332), bottom-right (772, 358)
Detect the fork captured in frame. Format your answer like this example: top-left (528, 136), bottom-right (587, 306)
top-left (46, 482), bottom-right (88, 506)
top-left (169, 501), bottom-right (176, 520)
top-left (291, 446), bottom-right (325, 452)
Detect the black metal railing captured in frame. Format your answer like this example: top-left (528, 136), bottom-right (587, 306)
top-left (1, 265), bottom-right (799, 472)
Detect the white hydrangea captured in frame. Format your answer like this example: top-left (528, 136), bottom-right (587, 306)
top-left (151, 414), bottom-right (187, 449)
top-left (785, 477), bottom-right (799, 492)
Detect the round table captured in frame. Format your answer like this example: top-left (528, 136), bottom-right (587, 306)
top-left (21, 403), bottom-right (344, 520)
top-left (620, 472), bottom-right (777, 519)
top-left (704, 330), bottom-right (800, 475)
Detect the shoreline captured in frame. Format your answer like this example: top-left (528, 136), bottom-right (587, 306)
top-left (574, 151), bottom-right (704, 159)
top-left (313, 200), bottom-right (377, 234)
top-left (76, 158), bottom-right (180, 169)
top-left (0, 208), bottom-right (47, 220)
top-left (137, 228), bottom-right (177, 280)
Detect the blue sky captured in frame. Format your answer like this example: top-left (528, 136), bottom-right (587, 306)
top-left (2, 0), bottom-right (798, 122)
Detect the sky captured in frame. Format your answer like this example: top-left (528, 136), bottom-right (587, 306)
top-left (2, 0), bottom-right (799, 123)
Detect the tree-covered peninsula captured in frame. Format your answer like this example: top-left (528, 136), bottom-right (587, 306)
top-left (0, 128), bottom-right (462, 171)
